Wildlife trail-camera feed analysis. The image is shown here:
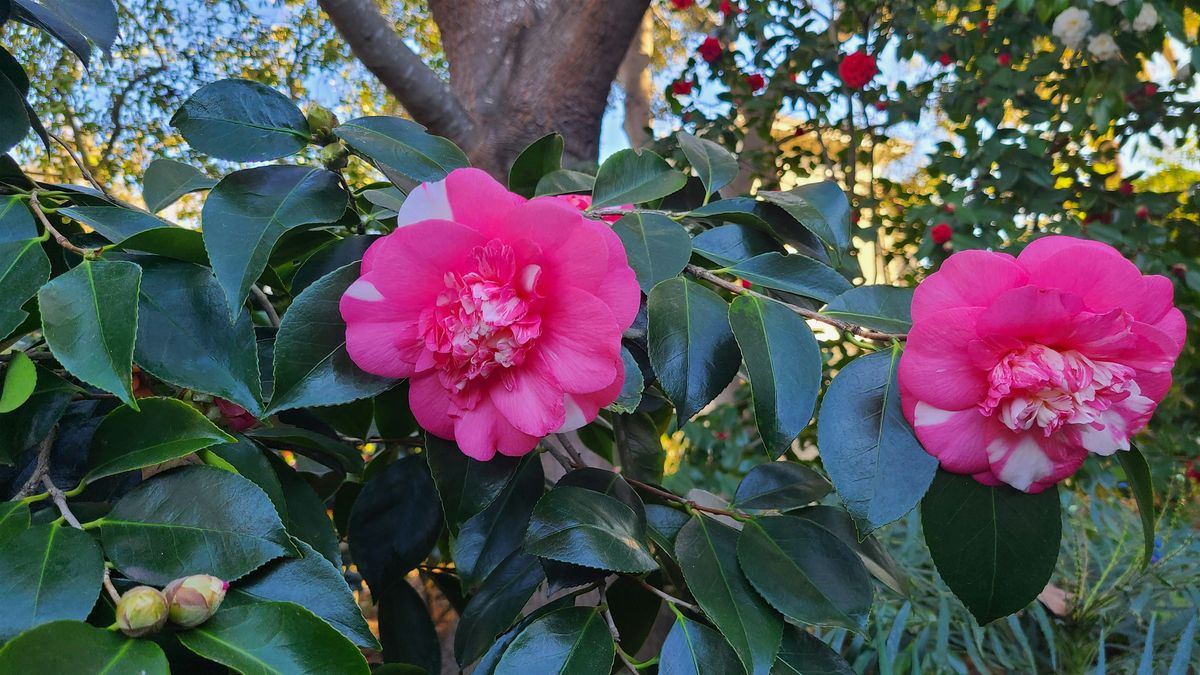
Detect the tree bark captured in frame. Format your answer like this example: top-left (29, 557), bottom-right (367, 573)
top-left (618, 13), bottom-right (654, 149)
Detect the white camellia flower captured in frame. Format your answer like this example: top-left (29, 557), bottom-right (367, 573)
top-left (1088, 33), bottom-right (1121, 61)
top-left (1132, 3), bottom-right (1158, 32)
top-left (1052, 7), bottom-right (1092, 49)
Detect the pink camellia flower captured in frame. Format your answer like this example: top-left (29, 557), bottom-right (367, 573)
top-left (899, 236), bottom-right (1185, 493)
top-left (214, 398), bottom-right (257, 432)
top-left (340, 169), bottom-right (640, 460)
top-left (551, 193), bottom-right (628, 224)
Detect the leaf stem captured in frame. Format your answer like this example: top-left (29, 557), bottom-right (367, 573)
top-left (28, 190), bottom-right (100, 258)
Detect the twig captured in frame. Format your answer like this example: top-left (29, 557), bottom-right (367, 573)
top-left (553, 433), bottom-right (586, 466)
top-left (28, 190), bottom-right (98, 257)
top-left (543, 435), bottom-right (582, 470)
top-left (685, 264), bottom-right (906, 341)
top-left (622, 475), bottom-right (745, 520)
top-left (622, 574), bottom-right (701, 613)
top-left (41, 475), bottom-right (122, 603)
top-left (47, 130), bottom-right (108, 197)
top-left (249, 286), bottom-right (282, 328)
top-left (604, 605), bottom-right (638, 675)
top-left (13, 429), bottom-right (57, 499)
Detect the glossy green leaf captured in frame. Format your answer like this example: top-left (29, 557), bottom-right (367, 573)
top-left (0, 237), bottom-right (49, 339)
top-left (648, 277), bottom-right (741, 422)
top-left (0, 366), bottom-right (73, 464)
top-left (142, 158), bottom-right (216, 212)
top-left (289, 234), bottom-right (377, 296)
top-left (58, 204), bottom-right (171, 241)
top-left (267, 263), bottom-right (395, 414)
top-left (426, 435), bottom-right (521, 533)
top-left (0, 524), bottom-right (103, 641)
top-left (524, 485), bottom-right (657, 573)
top-left (758, 182), bottom-right (852, 262)
top-left (508, 132), bottom-right (563, 198)
top-left (177, 601), bottom-right (369, 674)
top-left (38, 259), bottom-right (141, 407)
top-left (534, 169), bottom-right (595, 197)
top-left (204, 436), bottom-right (287, 524)
top-left (202, 165), bottom-right (347, 317)
top-left (494, 607), bottom-right (614, 675)
top-left (1117, 445), bottom-right (1155, 569)
top-left (377, 580), bottom-right (441, 672)
top-left (269, 454), bottom-right (340, 565)
top-left (921, 471), bottom-right (1061, 624)
top-left (348, 455), bottom-right (442, 593)
top-left (794, 505), bottom-right (909, 598)
top-left (0, 621), bottom-right (168, 673)
top-left (0, 349), bottom-right (35, 413)
top-left (472, 596), bottom-right (577, 675)
top-left (692, 223), bottom-right (783, 267)
top-left (733, 462), bottom-right (831, 511)
top-left (737, 516), bottom-right (872, 632)
top-left (592, 148), bottom-right (687, 208)
top-left (0, 195), bottom-right (36, 243)
top-left (816, 350), bottom-right (938, 533)
top-left (454, 455), bottom-right (543, 590)
top-left (19, 0), bottom-right (118, 53)
top-left (0, 70), bottom-right (28, 154)
top-left (335, 116), bottom-right (469, 183)
top-left (608, 346), bottom-right (644, 414)
top-left (659, 616), bottom-right (744, 675)
top-left (455, 551), bottom-right (546, 666)
top-left (613, 411), bottom-right (665, 484)
top-left (0, 501), bottom-right (30, 542)
top-left (725, 253), bottom-right (851, 303)
top-left (613, 212), bottom-right (692, 292)
top-left (171, 79), bottom-right (310, 161)
top-left (97, 464), bottom-right (295, 585)
top-left (86, 397), bottom-right (234, 481)
top-left (678, 131), bottom-right (738, 200)
top-left (823, 286), bottom-right (913, 334)
top-left (728, 295), bottom-right (822, 456)
top-left (247, 425), bottom-right (362, 475)
top-left (676, 515), bottom-right (783, 675)
top-left (646, 504), bottom-right (690, 554)
top-left (771, 625), bottom-right (854, 675)
top-left (233, 538), bottom-right (378, 649)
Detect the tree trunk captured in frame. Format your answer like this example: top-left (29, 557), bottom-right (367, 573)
top-left (618, 13), bottom-right (654, 149)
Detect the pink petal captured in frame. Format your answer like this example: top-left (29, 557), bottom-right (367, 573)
top-left (534, 287), bottom-right (622, 394)
top-left (1151, 307), bottom-right (1186, 355)
top-left (408, 372), bottom-right (456, 440)
top-left (911, 250), bottom-right (1028, 322)
top-left (358, 220), bottom-right (485, 294)
top-left (453, 396), bottom-right (540, 460)
top-left (344, 318), bottom-right (422, 378)
top-left (1020, 245), bottom-right (1146, 316)
top-left (1137, 275), bottom-right (1176, 325)
top-left (984, 432), bottom-right (1086, 493)
top-left (1015, 235), bottom-right (1123, 270)
top-left (593, 224), bottom-right (641, 330)
top-left (557, 363), bottom-right (625, 432)
top-left (395, 168), bottom-right (523, 237)
top-left (902, 398), bottom-right (993, 474)
top-left (898, 307), bottom-right (990, 410)
top-left (490, 366), bottom-right (567, 437)
top-left (975, 285), bottom-right (1087, 346)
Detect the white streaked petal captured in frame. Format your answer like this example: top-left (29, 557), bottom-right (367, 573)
top-left (344, 279), bottom-right (385, 302)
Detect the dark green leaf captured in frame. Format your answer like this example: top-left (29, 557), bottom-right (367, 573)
top-left (659, 616), bottom-right (744, 675)
top-left (134, 258), bottom-right (263, 414)
top-left (737, 516), bottom-right (872, 632)
top-left (1118, 445), bottom-right (1155, 570)
top-left (247, 426), bottom-right (362, 475)
top-left (793, 506), bottom-right (909, 597)
top-left (524, 485), bottom-right (657, 573)
top-left (113, 227), bottom-right (207, 264)
top-left (823, 286), bottom-right (913, 334)
top-left (348, 455), bottom-right (442, 593)
top-left (17, 0), bottom-right (117, 53)
top-left (678, 132), bottom-right (738, 200)
top-left (676, 515), bottom-right (783, 675)
top-left (0, 349), bottom-right (35, 413)
top-left (38, 259), bottom-right (141, 407)
top-left (0, 501), bottom-right (30, 542)
top-left (290, 234), bottom-right (377, 297)
top-left (142, 158), bottom-right (216, 212)
top-left (646, 504), bottom-right (689, 553)
top-left (0, 195), bottom-right (36, 243)
top-left (177, 601), bottom-right (369, 674)
top-left (508, 133), bottom-right (563, 198)
top-left (204, 436), bottom-right (287, 523)
top-left (648, 277), bottom-right (740, 422)
top-left (921, 471), bottom-right (1061, 624)
top-left (473, 596), bottom-right (577, 675)
top-left (269, 454), bottom-right (340, 565)
top-left (771, 625), bottom-right (854, 675)
top-left (377, 580), bottom-right (441, 672)
top-left (725, 253), bottom-right (851, 303)
top-left (758, 183), bottom-right (852, 262)
top-left (613, 212), bottom-right (692, 292)
top-left (817, 350), bottom-right (938, 533)
top-left (97, 464), bottom-right (295, 584)
top-left (0, 524), bottom-right (104, 641)
top-left (692, 223), bottom-right (783, 267)
top-left (58, 204), bottom-right (171, 241)
top-left (0, 620), bottom-right (168, 673)
top-left (86, 397), bottom-right (234, 481)
top-left (202, 165), bottom-right (347, 317)
top-left (0, 237), bottom-right (49, 339)
top-left (426, 435), bottom-right (520, 533)
top-left (0, 366), bottom-right (73, 464)
top-left (609, 346), bottom-right (644, 415)
top-left (335, 116), bottom-right (469, 183)
top-left (9, 2), bottom-right (88, 65)
top-left (733, 462), bottom-right (831, 511)
top-left (613, 412), bottom-right (665, 484)
top-left (728, 295), bottom-right (822, 456)
top-left (454, 455), bottom-right (543, 590)
top-left (171, 79), bottom-right (310, 161)
top-left (494, 607), bottom-right (614, 675)
top-left (0, 68), bottom-right (28, 154)
top-left (534, 169), bottom-right (595, 197)
top-left (592, 149), bottom-right (687, 208)
top-left (455, 551), bottom-right (546, 666)
top-left (268, 263), bottom-right (395, 414)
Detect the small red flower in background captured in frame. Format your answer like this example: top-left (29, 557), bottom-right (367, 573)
top-left (931, 222), bottom-right (953, 244)
top-left (874, 100), bottom-right (889, 111)
top-left (938, 52), bottom-right (953, 66)
top-left (1144, 83), bottom-right (1158, 96)
top-left (1136, 206), bottom-right (1150, 220)
top-left (976, 96), bottom-right (991, 108)
top-left (1187, 460), bottom-right (1200, 484)
top-left (670, 0), bottom-right (694, 9)
top-left (1118, 181), bottom-right (1134, 196)
top-left (698, 36), bottom-right (723, 63)
top-left (978, 19), bottom-right (990, 31)
top-left (745, 73), bottom-right (765, 91)
top-left (838, 50), bottom-right (878, 89)
top-left (719, 0), bottom-right (740, 15)
top-left (997, 53), bottom-right (1011, 67)
top-left (942, 203), bottom-right (956, 215)
top-left (215, 398), bottom-right (257, 433)
top-left (850, 211), bottom-right (861, 224)
top-left (671, 79), bottom-right (694, 96)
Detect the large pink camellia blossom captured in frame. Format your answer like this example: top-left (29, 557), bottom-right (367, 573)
top-left (340, 169), bottom-right (640, 460)
top-left (899, 236), bottom-right (1185, 493)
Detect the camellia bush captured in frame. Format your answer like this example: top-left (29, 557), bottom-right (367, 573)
top-left (0, 1), bottom-right (1191, 674)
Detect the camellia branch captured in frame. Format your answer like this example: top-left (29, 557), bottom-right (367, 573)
top-left (13, 428), bottom-right (57, 500)
top-left (41, 475), bottom-right (122, 603)
top-left (621, 574), bottom-right (701, 613)
top-left (621, 475), bottom-right (746, 521)
top-left (27, 190), bottom-right (99, 257)
top-left (685, 264), bottom-right (907, 342)
top-left (249, 286), bottom-right (282, 328)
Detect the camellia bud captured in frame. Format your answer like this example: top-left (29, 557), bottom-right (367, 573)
top-left (115, 586), bottom-right (169, 638)
top-left (320, 142), bottom-right (351, 171)
top-left (306, 104), bottom-right (340, 144)
top-left (165, 575), bottom-right (229, 628)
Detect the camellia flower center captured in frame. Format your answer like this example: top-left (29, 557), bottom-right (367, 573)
top-left (419, 240), bottom-right (542, 395)
top-left (979, 345), bottom-right (1137, 436)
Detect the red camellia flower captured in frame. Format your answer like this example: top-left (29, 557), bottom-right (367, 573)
top-left (719, 0), bottom-right (740, 15)
top-left (979, 19), bottom-right (990, 31)
top-left (698, 36), bottom-right (723, 63)
top-left (899, 236), bottom-right (1185, 492)
top-left (1136, 206), bottom-right (1150, 220)
top-left (942, 203), bottom-right (956, 215)
top-left (931, 222), bottom-right (953, 244)
top-left (1118, 181), bottom-right (1134, 196)
top-left (874, 100), bottom-right (889, 111)
top-left (746, 73), bottom-right (765, 91)
top-left (340, 169), bottom-right (640, 460)
top-left (838, 50), bottom-right (877, 89)
top-left (214, 398), bottom-right (257, 433)
top-left (938, 52), bottom-right (953, 66)
top-left (997, 53), bottom-right (1011, 66)
top-left (1144, 83), bottom-right (1158, 96)
top-left (671, 79), bottom-right (694, 96)
top-left (670, 0), bottom-right (694, 9)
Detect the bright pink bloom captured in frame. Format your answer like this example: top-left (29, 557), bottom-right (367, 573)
top-left (214, 398), bottom-right (257, 432)
top-left (340, 169), bottom-right (639, 461)
top-left (838, 50), bottom-right (877, 89)
top-left (899, 236), bottom-right (1185, 493)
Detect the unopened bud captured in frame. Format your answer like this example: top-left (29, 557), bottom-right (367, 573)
top-left (320, 143), bottom-right (350, 171)
top-left (115, 586), bottom-right (169, 637)
top-left (306, 104), bottom-right (340, 144)
top-left (165, 575), bottom-right (229, 628)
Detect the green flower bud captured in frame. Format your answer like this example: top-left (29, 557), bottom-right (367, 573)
top-left (115, 586), bottom-right (169, 637)
top-left (306, 104), bottom-right (340, 144)
top-left (320, 142), bottom-right (350, 171)
top-left (164, 574), bottom-right (229, 628)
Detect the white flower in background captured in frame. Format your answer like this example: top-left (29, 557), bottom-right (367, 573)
top-left (1088, 33), bottom-right (1121, 61)
top-left (1053, 7), bottom-right (1092, 48)
top-left (1132, 3), bottom-right (1158, 32)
